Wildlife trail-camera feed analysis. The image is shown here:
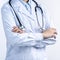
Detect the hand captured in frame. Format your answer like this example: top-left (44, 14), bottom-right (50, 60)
top-left (42, 28), bottom-right (57, 39)
top-left (12, 26), bottom-right (25, 34)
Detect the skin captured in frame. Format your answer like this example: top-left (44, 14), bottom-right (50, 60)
top-left (23, 0), bottom-right (29, 2)
top-left (12, 26), bottom-right (25, 34)
top-left (42, 28), bottom-right (57, 39)
top-left (12, 0), bottom-right (57, 39)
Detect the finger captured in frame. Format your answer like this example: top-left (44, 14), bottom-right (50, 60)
top-left (51, 28), bottom-right (56, 30)
top-left (12, 26), bottom-right (25, 33)
top-left (14, 29), bottom-right (23, 33)
top-left (52, 34), bottom-right (57, 39)
top-left (12, 28), bottom-right (18, 32)
top-left (50, 28), bottom-right (56, 33)
top-left (54, 32), bottom-right (58, 35)
top-left (12, 26), bottom-right (18, 31)
top-left (19, 30), bottom-right (25, 34)
top-left (51, 30), bottom-right (57, 34)
top-left (16, 30), bottom-right (23, 33)
top-left (13, 29), bottom-right (24, 33)
top-left (12, 26), bottom-right (18, 29)
top-left (13, 29), bottom-right (18, 32)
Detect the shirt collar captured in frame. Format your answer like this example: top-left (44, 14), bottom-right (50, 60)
top-left (19, 0), bottom-right (31, 6)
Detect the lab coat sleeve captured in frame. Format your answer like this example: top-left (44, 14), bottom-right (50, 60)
top-left (1, 4), bottom-right (43, 47)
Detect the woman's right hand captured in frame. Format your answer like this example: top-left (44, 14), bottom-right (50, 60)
top-left (42, 28), bottom-right (57, 39)
top-left (12, 26), bottom-right (25, 34)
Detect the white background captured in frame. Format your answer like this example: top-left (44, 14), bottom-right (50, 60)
top-left (0, 0), bottom-right (60, 60)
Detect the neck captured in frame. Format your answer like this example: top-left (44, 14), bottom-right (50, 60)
top-left (23, 0), bottom-right (29, 3)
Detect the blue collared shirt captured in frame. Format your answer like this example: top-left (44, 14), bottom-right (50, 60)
top-left (19, 0), bottom-right (32, 13)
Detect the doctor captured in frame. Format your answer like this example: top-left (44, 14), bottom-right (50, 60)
top-left (1, 0), bottom-right (57, 60)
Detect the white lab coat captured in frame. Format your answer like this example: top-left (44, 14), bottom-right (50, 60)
top-left (1, 0), bottom-right (50, 60)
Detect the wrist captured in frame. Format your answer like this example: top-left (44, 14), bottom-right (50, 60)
top-left (42, 33), bottom-right (47, 39)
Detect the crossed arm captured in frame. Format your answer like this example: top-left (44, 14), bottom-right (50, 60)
top-left (1, 5), bottom-right (57, 47)
top-left (12, 26), bottom-right (57, 39)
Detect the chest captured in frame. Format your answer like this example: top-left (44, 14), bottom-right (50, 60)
top-left (11, 3), bottom-right (45, 33)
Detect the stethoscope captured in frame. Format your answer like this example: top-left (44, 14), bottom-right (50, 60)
top-left (9, 0), bottom-right (44, 32)
top-left (9, 0), bottom-right (56, 47)
top-left (32, 0), bottom-right (44, 32)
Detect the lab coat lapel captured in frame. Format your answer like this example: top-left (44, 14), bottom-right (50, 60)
top-left (10, 0), bottom-right (34, 32)
top-left (18, 2), bottom-right (32, 19)
top-left (17, 0), bottom-right (36, 21)
top-left (11, 0), bottom-right (36, 21)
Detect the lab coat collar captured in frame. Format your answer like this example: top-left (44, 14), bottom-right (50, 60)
top-left (11, 0), bottom-right (36, 21)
